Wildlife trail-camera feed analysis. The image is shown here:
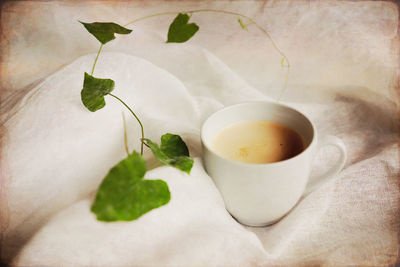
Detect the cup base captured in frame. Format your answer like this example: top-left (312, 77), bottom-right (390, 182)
top-left (233, 216), bottom-right (282, 227)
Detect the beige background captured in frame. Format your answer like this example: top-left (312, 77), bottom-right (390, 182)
top-left (1, 0), bottom-right (399, 99)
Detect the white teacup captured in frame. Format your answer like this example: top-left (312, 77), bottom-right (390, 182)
top-left (201, 101), bottom-right (347, 226)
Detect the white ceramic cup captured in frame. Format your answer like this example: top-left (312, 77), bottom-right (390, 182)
top-left (201, 101), bottom-right (347, 226)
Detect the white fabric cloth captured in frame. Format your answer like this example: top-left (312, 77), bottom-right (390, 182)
top-left (2, 50), bottom-right (399, 266)
top-left (1, 1), bottom-right (399, 266)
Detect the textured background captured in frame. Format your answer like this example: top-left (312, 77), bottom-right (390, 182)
top-left (1, 0), bottom-right (399, 98)
top-left (1, 0), bottom-right (399, 266)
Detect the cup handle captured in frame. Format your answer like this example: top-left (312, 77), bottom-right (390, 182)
top-left (303, 135), bottom-right (347, 196)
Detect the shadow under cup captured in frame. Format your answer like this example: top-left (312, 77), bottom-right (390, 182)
top-left (201, 101), bottom-right (316, 227)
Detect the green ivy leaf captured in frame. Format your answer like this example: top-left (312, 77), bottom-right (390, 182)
top-left (166, 13), bottom-right (199, 43)
top-left (144, 133), bottom-right (194, 174)
top-left (238, 18), bottom-right (247, 31)
top-left (91, 151), bottom-right (171, 222)
top-left (81, 72), bottom-right (114, 112)
top-left (160, 133), bottom-right (190, 157)
top-left (80, 21), bottom-right (132, 44)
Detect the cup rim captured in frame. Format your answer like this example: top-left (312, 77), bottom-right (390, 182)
top-left (200, 100), bottom-right (317, 167)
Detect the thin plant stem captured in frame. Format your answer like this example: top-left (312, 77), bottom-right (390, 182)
top-left (123, 9), bottom-right (290, 101)
top-left (122, 112), bottom-right (130, 156)
top-left (91, 44), bottom-right (103, 75)
top-left (109, 93), bottom-right (144, 155)
top-left (123, 11), bottom-right (180, 26)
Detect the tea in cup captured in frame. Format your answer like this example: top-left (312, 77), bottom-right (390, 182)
top-left (201, 101), bottom-right (347, 226)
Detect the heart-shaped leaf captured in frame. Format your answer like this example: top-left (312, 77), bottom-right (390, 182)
top-left (80, 21), bottom-right (132, 45)
top-left (91, 151), bottom-right (171, 222)
top-left (81, 72), bottom-right (114, 112)
top-left (166, 13), bottom-right (199, 43)
top-left (160, 133), bottom-right (190, 157)
top-left (144, 133), bottom-right (194, 174)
